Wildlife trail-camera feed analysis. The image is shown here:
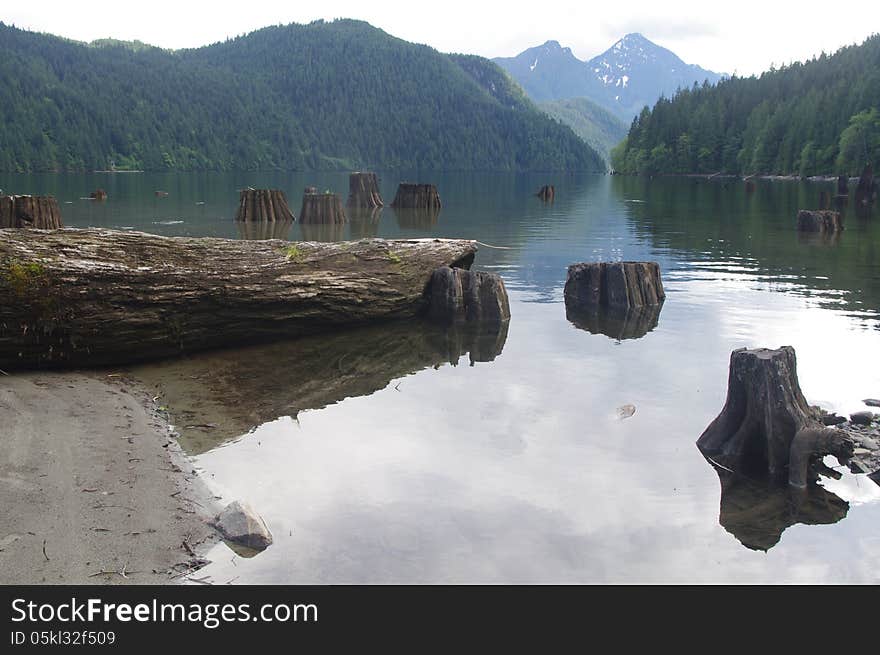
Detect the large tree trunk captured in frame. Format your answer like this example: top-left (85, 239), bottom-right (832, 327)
top-left (0, 195), bottom-right (63, 229)
top-left (0, 229), bottom-right (477, 370)
top-left (347, 172), bottom-right (384, 208)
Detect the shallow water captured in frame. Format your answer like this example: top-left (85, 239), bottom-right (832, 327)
top-left (7, 171), bottom-right (880, 582)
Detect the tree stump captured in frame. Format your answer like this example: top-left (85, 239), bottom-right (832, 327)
top-left (855, 163), bottom-right (875, 207)
top-left (304, 186), bottom-right (318, 195)
top-left (796, 210), bottom-right (843, 232)
top-left (235, 189), bottom-right (295, 223)
top-left (0, 195), bottom-right (63, 229)
top-left (536, 185), bottom-right (555, 201)
top-left (564, 262), bottom-right (665, 313)
top-left (426, 266), bottom-right (510, 326)
top-left (347, 172), bottom-right (384, 209)
top-left (300, 191), bottom-right (346, 224)
top-left (90, 189), bottom-right (108, 201)
top-left (391, 183), bottom-right (441, 210)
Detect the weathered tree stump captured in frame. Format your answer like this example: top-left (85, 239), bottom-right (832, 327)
top-left (426, 266), bottom-right (510, 325)
top-left (796, 210), bottom-right (843, 232)
top-left (0, 229), bottom-right (477, 369)
top-left (347, 172), bottom-right (384, 209)
top-left (0, 195), bottom-right (63, 229)
top-left (235, 189), bottom-right (295, 223)
top-left (304, 186), bottom-right (318, 195)
top-left (566, 304), bottom-right (662, 341)
top-left (564, 261), bottom-right (665, 313)
top-left (300, 191), bottom-right (346, 225)
top-left (788, 426), bottom-right (854, 488)
top-left (697, 346), bottom-right (853, 484)
top-left (90, 189), bottom-right (108, 201)
top-left (391, 183), bottom-right (442, 210)
top-left (536, 185), bottom-right (555, 201)
top-left (855, 163), bottom-right (875, 207)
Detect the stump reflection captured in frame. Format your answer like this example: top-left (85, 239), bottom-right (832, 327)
top-left (393, 207), bottom-right (441, 230)
top-left (236, 219), bottom-right (293, 241)
top-left (565, 302), bottom-right (663, 341)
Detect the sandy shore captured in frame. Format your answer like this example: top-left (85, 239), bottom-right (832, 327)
top-left (0, 371), bottom-right (218, 584)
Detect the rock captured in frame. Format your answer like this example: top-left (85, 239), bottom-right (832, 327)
top-left (212, 500), bottom-right (273, 550)
top-left (564, 261), bottom-right (665, 312)
top-left (616, 404), bottom-right (636, 420)
top-left (850, 411), bottom-right (875, 426)
top-left (821, 414), bottom-right (848, 426)
top-left (796, 210), bottom-right (843, 232)
top-left (426, 266), bottom-right (510, 325)
top-left (862, 399), bottom-right (880, 407)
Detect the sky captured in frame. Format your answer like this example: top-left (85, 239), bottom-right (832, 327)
top-left (3, 0), bottom-right (879, 76)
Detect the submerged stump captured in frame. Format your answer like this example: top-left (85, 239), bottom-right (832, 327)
top-left (855, 163), bottom-right (876, 207)
top-left (537, 185), bottom-right (555, 202)
top-left (235, 189), bottom-right (295, 223)
top-left (90, 189), bottom-right (108, 201)
top-left (347, 172), bottom-right (384, 209)
top-left (426, 266), bottom-right (510, 326)
top-left (300, 191), bottom-right (346, 224)
top-left (697, 346), bottom-right (853, 485)
top-left (564, 261), bottom-right (665, 312)
top-left (796, 209), bottom-right (843, 232)
top-left (0, 195), bottom-right (63, 229)
top-left (391, 183), bottom-right (441, 210)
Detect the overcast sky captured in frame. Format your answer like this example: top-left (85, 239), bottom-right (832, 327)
top-left (4, 1), bottom-right (878, 76)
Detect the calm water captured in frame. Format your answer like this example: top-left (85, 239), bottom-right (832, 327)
top-left (5, 171), bottom-right (880, 583)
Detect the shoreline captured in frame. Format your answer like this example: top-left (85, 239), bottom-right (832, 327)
top-left (0, 370), bottom-right (219, 584)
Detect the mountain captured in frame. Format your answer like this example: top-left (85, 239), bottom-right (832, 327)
top-left (611, 34), bottom-right (880, 176)
top-left (538, 97), bottom-right (628, 162)
top-left (494, 34), bottom-right (724, 120)
top-left (0, 20), bottom-right (603, 173)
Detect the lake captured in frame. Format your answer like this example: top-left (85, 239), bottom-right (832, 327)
top-left (4, 170), bottom-right (880, 583)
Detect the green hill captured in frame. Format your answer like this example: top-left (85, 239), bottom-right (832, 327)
top-left (611, 33), bottom-right (880, 175)
top-left (0, 19), bottom-right (603, 172)
top-left (538, 97), bottom-right (628, 163)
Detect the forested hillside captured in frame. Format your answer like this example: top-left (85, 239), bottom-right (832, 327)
top-left (0, 19), bottom-right (603, 172)
top-left (611, 34), bottom-right (880, 175)
top-left (538, 97), bottom-right (628, 162)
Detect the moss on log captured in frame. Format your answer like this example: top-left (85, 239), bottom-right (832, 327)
top-left (0, 229), bottom-right (477, 369)
top-left (0, 195), bottom-right (63, 229)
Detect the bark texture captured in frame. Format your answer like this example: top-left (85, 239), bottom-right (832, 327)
top-left (564, 261), bottom-right (665, 312)
top-left (234, 189), bottom-right (295, 223)
top-left (796, 210), bottom-right (843, 232)
top-left (0, 229), bottom-right (477, 369)
top-left (0, 195), bottom-right (63, 229)
top-left (300, 192), bottom-right (346, 224)
top-left (347, 172), bottom-right (384, 209)
top-left (391, 183), bottom-right (442, 210)
top-left (426, 267), bottom-right (511, 325)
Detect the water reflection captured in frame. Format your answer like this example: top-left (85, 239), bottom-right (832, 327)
top-left (709, 466), bottom-right (848, 551)
top-left (565, 302), bottom-right (664, 341)
top-left (348, 207), bottom-right (382, 239)
top-left (393, 208), bottom-right (441, 230)
top-left (131, 318), bottom-right (508, 454)
top-left (235, 219), bottom-right (293, 241)
top-left (299, 222), bottom-right (347, 242)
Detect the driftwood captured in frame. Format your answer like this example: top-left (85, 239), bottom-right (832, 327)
top-left (697, 346), bottom-right (853, 484)
top-left (235, 189), bottom-right (295, 223)
top-left (347, 172), bottom-right (384, 209)
top-left (132, 317), bottom-right (508, 453)
top-left (426, 267), bottom-right (511, 325)
top-left (564, 262), bottom-right (665, 312)
top-left (391, 183), bottom-right (441, 210)
top-left (796, 210), bottom-right (843, 232)
top-left (0, 195), bottom-right (63, 229)
top-left (0, 229), bottom-right (477, 369)
top-left (536, 185), bottom-right (555, 201)
top-left (300, 192), bottom-right (346, 224)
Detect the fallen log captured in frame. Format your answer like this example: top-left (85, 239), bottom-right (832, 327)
top-left (300, 191), bottom-right (346, 224)
top-left (235, 189), bottom-right (295, 223)
top-left (391, 183), bottom-right (442, 210)
top-left (0, 195), bottom-right (63, 229)
top-left (796, 209), bottom-right (843, 232)
top-left (0, 229), bottom-right (477, 369)
top-left (347, 172), bottom-right (384, 209)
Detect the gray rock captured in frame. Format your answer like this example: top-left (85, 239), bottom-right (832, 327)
top-left (821, 414), bottom-right (847, 426)
top-left (212, 500), bottom-right (273, 550)
top-left (850, 411), bottom-right (876, 426)
top-left (863, 399), bottom-right (880, 407)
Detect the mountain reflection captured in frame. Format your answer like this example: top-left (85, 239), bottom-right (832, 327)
top-left (131, 318), bottom-right (508, 455)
